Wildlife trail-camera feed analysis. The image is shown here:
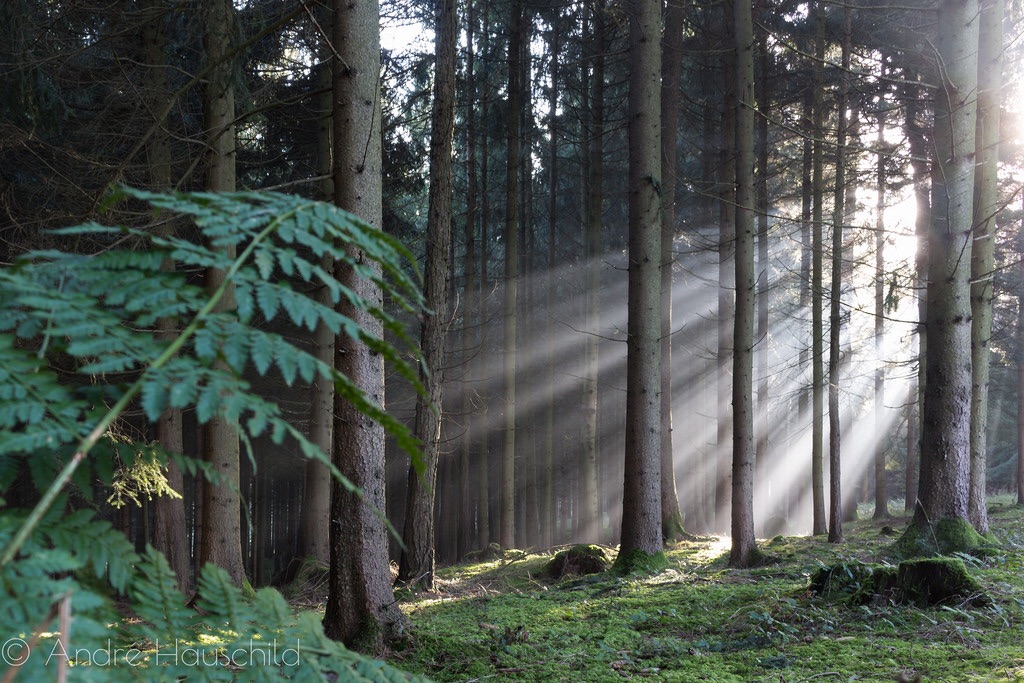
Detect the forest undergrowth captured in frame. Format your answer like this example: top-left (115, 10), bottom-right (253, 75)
top-left (377, 497), bottom-right (1024, 682)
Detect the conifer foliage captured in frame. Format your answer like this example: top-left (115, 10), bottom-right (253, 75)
top-left (0, 187), bottom-right (427, 681)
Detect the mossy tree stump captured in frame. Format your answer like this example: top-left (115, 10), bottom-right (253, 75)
top-left (546, 545), bottom-right (611, 579)
top-left (810, 556), bottom-right (989, 607)
top-left (896, 517), bottom-right (994, 557)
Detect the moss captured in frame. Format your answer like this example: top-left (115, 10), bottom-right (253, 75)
top-left (612, 548), bottom-right (668, 575)
top-left (895, 557), bottom-right (990, 607)
top-left (895, 517), bottom-right (994, 557)
top-left (809, 560), bottom-right (898, 605)
top-left (810, 557), bottom-right (990, 608)
top-left (546, 544), bottom-right (611, 579)
top-left (662, 514), bottom-right (688, 543)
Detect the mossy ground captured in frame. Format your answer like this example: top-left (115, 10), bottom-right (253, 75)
top-left (385, 497), bottom-right (1024, 682)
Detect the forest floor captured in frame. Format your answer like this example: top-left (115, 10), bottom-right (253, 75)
top-left (381, 497), bottom-right (1024, 682)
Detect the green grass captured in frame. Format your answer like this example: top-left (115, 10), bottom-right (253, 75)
top-left (390, 498), bottom-right (1024, 682)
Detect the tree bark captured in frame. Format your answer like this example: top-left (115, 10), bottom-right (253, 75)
top-left (716, 16), bottom-right (737, 535)
top-left (810, 0), bottom-right (826, 535)
top-left (873, 61), bottom-right (889, 521)
top-left (143, 0), bottom-right (191, 593)
top-left (827, 5), bottom-right (851, 544)
top-left (400, 0), bottom-right (458, 589)
top-left (1017, 245), bottom-right (1024, 506)
top-left (619, 0), bottom-right (663, 559)
top-left (581, 1), bottom-right (605, 542)
top-left (460, 0), bottom-right (479, 559)
top-left (499, 0), bottom-right (524, 550)
top-left (323, 0), bottom-right (404, 651)
top-left (730, 0), bottom-right (758, 568)
top-left (914, 0), bottom-right (980, 535)
top-left (905, 84), bottom-right (929, 513)
top-left (298, 32), bottom-right (335, 567)
top-left (968, 0), bottom-right (1002, 535)
top-left (659, 0), bottom-right (685, 543)
top-left (199, 0), bottom-right (245, 588)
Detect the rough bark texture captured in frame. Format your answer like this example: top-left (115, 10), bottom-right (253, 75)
top-left (143, 0), bottom-right (190, 593)
top-left (619, 0), bottom-right (663, 559)
top-left (827, 6), bottom-right (850, 544)
top-left (873, 69), bottom-right (889, 521)
top-left (323, 0), bottom-right (404, 651)
top-left (659, 0), bottom-right (685, 543)
top-left (500, 0), bottom-right (523, 551)
top-left (199, 0), bottom-right (245, 588)
top-left (914, 0), bottom-right (979, 536)
top-left (968, 0), bottom-right (1002, 535)
top-left (1018, 250), bottom-right (1024, 506)
top-left (582, 2), bottom-right (605, 541)
top-left (399, 0), bottom-right (457, 589)
top-left (715, 20), bottom-right (737, 535)
top-left (729, 0), bottom-right (758, 568)
top-left (460, 2), bottom-right (479, 559)
top-left (905, 86), bottom-right (929, 513)
top-left (810, 0), bottom-right (826, 536)
top-left (298, 54), bottom-right (335, 567)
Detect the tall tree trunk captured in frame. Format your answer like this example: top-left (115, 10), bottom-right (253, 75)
top-left (912, 0), bottom-right (980, 542)
top-left (618, 0), bottom-right (663, 562)
top-left (659, 0), bottom-right (685, 542)
top-left (323, 0), bottom-right (404, 651)
top-left (542, 20), bottom-right (559, 551)
top-left (475, 6), bottom-right (492, 552)
top-left (144, 0), bottom-right (190, 593)
top-left (1017, 245), bottom-right (1024, 506)
top-left (827, 5), bottom-right (851, 544)
top-left (754, 0), bottom-right (772, 529)
top-left (798, 86), bottom-right (813, 525)
top-left (730, 0), bottom-right (758, 568)
top-left (500, 0), bottom-right (523, 550)
top-left (810, 0), bottom-right (826, 535)
top-left (873, 62), bottom-right (888, 521)
top-left (298, 34), bottom-right (335, 566)
top-left (199, 0), bottom-right (245, 588)
top-left (399, 0), bottom-right (457, 589)
top-left (460, 0), bottom-right (479, 559)
top-left (905, 84), bottom-right (929, 513)
top-left (716, 17), bottom-right (737, 535)
top-left (581, 2), bottom-right (605, 542)
top-left (969, 0), bottom-right (1003, 535)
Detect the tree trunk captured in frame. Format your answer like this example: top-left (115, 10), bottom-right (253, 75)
top-left (542, 20), bottom-right (559, 552)
top-left (754, 0), bottom-right (772, 530)
top-left (460, 0), bottom-right (479, 559)
top-left (1018, 246), bottom-right (1024, 506)
top-left (730, 0), bottom-right (758, 568)
top-left (873, 63), bottom-right (889, 521)
top-left (399, 0), bottom-right (457, 589)
top-left (905, 84), bottom-right (929, 513)
top-left (581, 2), bottom-right (605, 542)
top-left (500, 0), bottom-right (523, 550)
top-left (618, 0), bottom-right (663, 562)
top-left (199, 0), bottom-right (245, 588)
top-left (810, 0), bottom-right (826, 535)
top-left (913, 0), bottom-right (980, 539)
top-left (827, 5), bottom-right (851, 544)
top-left (659, 0), bottom-right (685, 543)
top-left (298, 36), bottom-right (335, 567)
top-left (716, 18), bottom-right (737, 535)
top-left (323, 0), bottom-right (404, 651)
top-left (798, 86), bottom-right (813, 525)
top-left (968, 0), bottom-right (1002, 536)
top-left (144, 0), bottom-right (190, 593)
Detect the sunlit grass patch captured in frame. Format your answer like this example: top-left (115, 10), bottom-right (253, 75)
top-left (396, 503), bottom-right (1024, 682)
